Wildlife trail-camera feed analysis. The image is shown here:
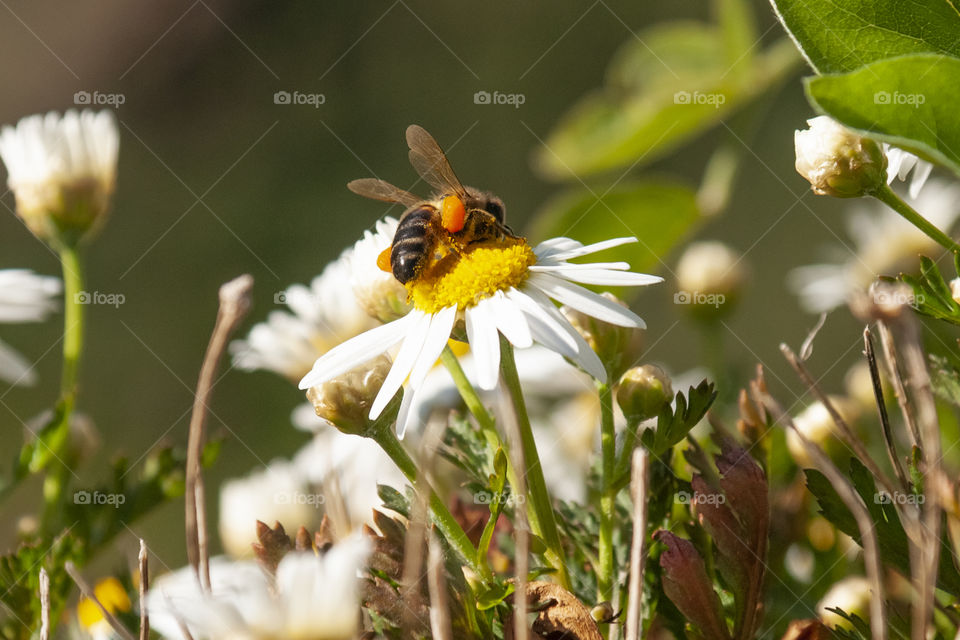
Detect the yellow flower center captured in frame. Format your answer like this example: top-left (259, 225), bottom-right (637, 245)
top-left (406, 238), bottom-right (536, 314)
top-left (77, 577), bottom-right (131, 629)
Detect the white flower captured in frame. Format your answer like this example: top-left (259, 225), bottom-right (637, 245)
top-left (348, 216), bottom-right (411, 322)
top-left (794, 116), bottom-right (885, 198)
top-left (230, 250), bottom-right (377, 380)
top-left (299, 235), bottom-right (661, 436)
top-left (789, 178), bottom-right (960, 313)
top-left (884, 145), bottom-right (933, 199)
top-left (0, 269), bottom-right (61, 386)
top-left (289, 425), bottom-right (407, 531)
top-left (147, 535), bottom-right (370, 640)
top-left (218, 461), bottom-right (320, 558)
top-left (0, 110), bottom-right (118, 241)
top-left (816, 576), bottom-right (873, 629)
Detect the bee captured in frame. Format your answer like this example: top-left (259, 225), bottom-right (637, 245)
top-left (347, 125), bottom-right (516, 284)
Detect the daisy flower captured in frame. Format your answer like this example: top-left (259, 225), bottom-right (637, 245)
top-left (299, 233), bottom-right (661, 435)
top-left (789, 179), bottom-right (960, 313)
top-left (0, 269), bottom-right (61, 385)
top-left (147, 535), bottom-right (370, 640)
top-left (0, 110), bottom-right (118, 242)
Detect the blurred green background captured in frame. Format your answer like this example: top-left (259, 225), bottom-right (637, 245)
top-left (0, 0), bottom-right (859, 569)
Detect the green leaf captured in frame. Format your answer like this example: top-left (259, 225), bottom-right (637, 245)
top-left (805, 54), bottom-right (960, 176)
top-left (639, 380), bottom-right (717, 457)
top-left (887, 253), bottom-right (960, 325)
top-left (528, 180), bottom-right (700, 283)
top-left (771, 0), bottom-right (960, 73)
top-left (475, 580), bottom-right (515, 610)
top-left (535, 21), bottom-right (800, 179)
top-left (929, 354), bottom-right (960, 405)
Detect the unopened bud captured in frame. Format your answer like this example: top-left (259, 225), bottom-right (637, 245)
top-left (616, 365), bottom-right (672, 422)
top-left (590, 601), bottom-right (613, 623)
top-left (562, 293), bottom-right (641, 379)
top-left (794, 116), bottom-right (886, 198)
top-left (675, 241), bottom-right (746, 320)
top-left (816, 576), bottom-right (872, 630)
top-left (951, 277), bottom-right (960, 305)
top-left (307, 354), bottom-right (392, 435)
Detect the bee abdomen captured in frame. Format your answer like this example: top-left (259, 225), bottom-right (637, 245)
top-left (391, 206), bottom-right (436, 284)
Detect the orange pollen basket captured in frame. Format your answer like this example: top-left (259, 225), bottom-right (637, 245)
top-left (440, 195), bottom-right (466, 233)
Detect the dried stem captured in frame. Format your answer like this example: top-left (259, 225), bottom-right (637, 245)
top-left (625, 449), bottom-right (650, 640)
top-left (863, 327), bottom-right (909, 491)
top-left (185, 274), bottom-right (253, 591)
top-left (498, 382), bottom-right (529, 640)
top-left (754, 390), bottom-right (887, 640)
top-left (139, 539), bottom-right (149, 640)
top-left (876, 322), bottom-right (921, 447)
top-left (427, 533), bottom-right (452, 640)
top-left (39, 568), bottom-right (50, 640)
top-left (65, 562), bottom-right (137, 640)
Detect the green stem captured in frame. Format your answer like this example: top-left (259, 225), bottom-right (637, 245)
top-left (597, 381), bottom-right (616, 603)
top-left (873, 183), bottom-right (960, 253)
top-left (498, 336), bottom-right (571, 589)
top-left (370, 418), bottom-right (491, 582)
top-left (615, 418), bottom-right (642, 483)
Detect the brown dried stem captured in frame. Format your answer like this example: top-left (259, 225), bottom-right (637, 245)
top-left (625, 449), bottom-right (650, 640)
top-left (138, 539), bottom-right (149, 640)
top-left (38, 568), bottom-right (50, 640)
top-left (862, 327), bottom-right (909, 491)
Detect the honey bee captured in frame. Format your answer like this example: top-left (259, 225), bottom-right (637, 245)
top-left (348, 125), bottom-right (517, 284)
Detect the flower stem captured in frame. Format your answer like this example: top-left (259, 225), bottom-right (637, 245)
top-left (597, 381), bottom-right (616, 603)
top-left (873, 183), bottom-right (960, 253)
top-left (498, 336), bottom-right (571, 589)
top-left (370, 417), bottom-right (491, 582)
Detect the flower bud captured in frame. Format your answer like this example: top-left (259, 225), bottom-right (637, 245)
top-left (349, 217), bottom-right (412, 323)
top-left (816, 576), bottom-right (872, 630)
top-left (675, 241), bottom-right (746, 320)
top-left (794, 116), bottom-right (886, 198)
top-left (306, 354), bottom-right (393, 435)
top-left (562, 293), bottom-right (641, 379)
top-left (0, 110), bottom-right (119, 246)
top-left (616, 364), bottom-right (672, 422)
top-left (951, 277), bottom-right (960, 305)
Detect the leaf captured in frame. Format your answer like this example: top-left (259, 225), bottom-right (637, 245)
top-left (640, 380), bottom-right (718, 456)
top-left (770, 0), bottom-right (960, 73)
top-left (534, 21), bottom-right (800, 179)
top-left (528, 180), bottom-right (700, 282)
top-left (929, 354), bottom-right (960, 405)
top-left (805, 54), bottom-right (960, 176)
top-left (476, 580), bottom-right (515, 610)
top-left (888, 254), bottom-right (960, 325)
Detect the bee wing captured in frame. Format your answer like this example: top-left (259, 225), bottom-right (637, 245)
top-left (347, 178), bottom-right (422, 207)
top-left (406, 125), bottom-right (468, 199)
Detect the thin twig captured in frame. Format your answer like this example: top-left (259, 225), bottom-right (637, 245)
top-left (185, 275), bottom-right (253, 591)
top-left (754, 390), bottom-right (887, 640)
top-left (427, 532), bottom-right (453, 640)
top-left (625, 449), bottom-right (649, 640)
top-left (877, 322), bottom-right (922, 447)
top-left (138, 539), bottom-right (149, 640)
top-left (863, 327), bottom-right (909, 491)
top-left (780, 343), bottom-right (898, 496)
top-left (498, 383), bottom-right (529, 640)
top-left (65, 562), bottom-right (137, 640)
top-left (39, 568), bottom-right (50, 640)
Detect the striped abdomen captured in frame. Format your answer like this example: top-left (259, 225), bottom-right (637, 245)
top-left (391, 206), bottom-right (438, 284)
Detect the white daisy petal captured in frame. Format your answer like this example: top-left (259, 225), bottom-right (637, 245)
top-left (527, 272), bottom-right (646, 328)
top-left (531, 261), bottom-right (631, 271)
top-left (465, 302), bottom-right (501, 390)
top-left (519, 286), bottom-right (607, 381)
top-left (407, 305), bottom-right (458, 389)
top-left (539, 237), bottom-right (637, 261)
top-left (541, 267), bottom-right (663, 287)
top-left (298, 313), bottom-right (415, 389)
top-left (490, 291), bottom-right (533, 349)
top-left (909, 161), bottom-right (933, 199)
top-left (368, 311), bottom-right (432, 418)
top-left (395, 382), bottom-right (418, 439)
top-left (533, 237), bottom-right (582, 260)
top-left (0, 338), bottom-right (36, 386)
top-left (506, 289), bottom-right (578, 356)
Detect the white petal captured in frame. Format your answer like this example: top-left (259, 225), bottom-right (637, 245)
top-left (538, 266), bottom-right (663, 287)
top-left (489, 291), bottom-right (532, 349)
top-left (527, 272), bottom-right (646, 328)
top-left (395, 382), bottom-right (417, 439)
top-left (0, 338), bottom-right (36, 386)
top-left (531, 261), bottom-right (630, 271)
top-left (407, 305), bottom-right (458, 390)
top-left (465, 302), bottom-right (501, 390)
top-left (540, 237), bottom-right (637, 261)
top-left (533, 237), bottom-right (582, 260)
top-left (368, 311), bottom-right (432, 418)
top-left (909, 161), bottom-right (933, 199)
top-left (506, 290), bottom-right (578, 357)
top-left (519, 286), bottom-right (607, 381)
top-left (298, 313), bottom-right (415, 389)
